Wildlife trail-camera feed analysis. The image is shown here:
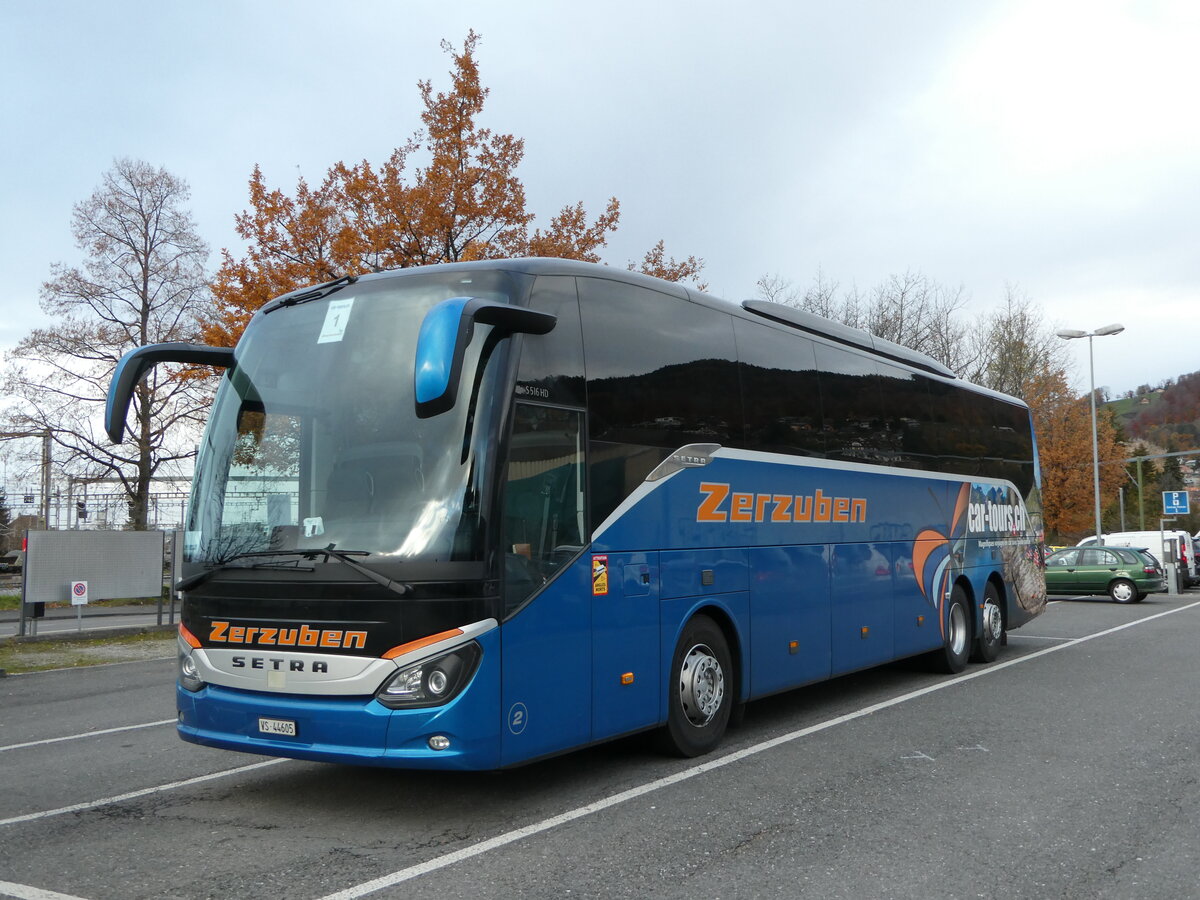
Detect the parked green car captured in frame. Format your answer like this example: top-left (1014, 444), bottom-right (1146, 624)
top-left (1044, 546), bottom-right (1165, 603)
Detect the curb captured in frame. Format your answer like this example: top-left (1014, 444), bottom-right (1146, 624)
top-left (0, 623), bottom-right (177, 647)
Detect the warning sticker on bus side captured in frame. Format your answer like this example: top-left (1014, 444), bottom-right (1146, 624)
top-left (592, 555), bottom-right (609, 596)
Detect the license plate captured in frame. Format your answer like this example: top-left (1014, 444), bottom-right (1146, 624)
top-left (258, 717), bottom-right (297, 737)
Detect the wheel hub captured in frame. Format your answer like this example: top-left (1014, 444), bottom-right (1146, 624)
top-left (983, 600), bottom-right (1003, 641)
top-left (679, 643), bottom-right (724, 727)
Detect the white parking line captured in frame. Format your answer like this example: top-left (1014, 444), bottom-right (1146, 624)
top-left (317, 599), bottom-right (1200, 900)
top-left (0, 759), bottom-right (288, 828)
top-left (0, 879), bottom-right (91, 900)
top-left (0, 720), bottom-right (176, 753)
top-left (1006, 634), bottom-right (1075, 642)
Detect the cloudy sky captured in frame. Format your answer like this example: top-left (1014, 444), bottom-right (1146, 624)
top-left (2, 0), bottom-right (1197, 399)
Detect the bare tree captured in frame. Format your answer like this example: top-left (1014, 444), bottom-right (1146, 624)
top-left (755, 269), bottom-right (969, 370)
top-left (3, 158), bottom-right (214, 529)
top-left (960, 284), bottom-right (1071, 400)
top-left (755, 268), bottom-right (841, 319)
top-left (863, 271), bottom-right (970, 368)
top-left (755, 273), bottom-right (802, 306)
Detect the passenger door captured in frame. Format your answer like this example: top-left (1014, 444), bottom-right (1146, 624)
top-left (499, 404), bottom-right (592, 765)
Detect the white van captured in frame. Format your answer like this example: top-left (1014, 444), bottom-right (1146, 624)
top-left (1079, 530), bottom-right (1198, 586)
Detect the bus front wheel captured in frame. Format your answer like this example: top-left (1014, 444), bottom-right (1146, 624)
top-left (656, 615), bottom-right (733, 757)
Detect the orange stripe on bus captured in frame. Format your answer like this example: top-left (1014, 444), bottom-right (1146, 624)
top-left (382, 628), bottom-right (465, 660)
top-left (179, 623), bottom-right (202, 648)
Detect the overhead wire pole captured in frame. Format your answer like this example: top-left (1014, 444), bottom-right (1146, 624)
top-left (0, 429), bottom-right (52, 527)
top-left (41, 429), bottom-right (51, 529)
top-left (0, 430), bottom-right (51, 638)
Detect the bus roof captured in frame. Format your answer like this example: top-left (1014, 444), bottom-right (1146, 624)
top-left (278, 257), bottom-right (1027, 410)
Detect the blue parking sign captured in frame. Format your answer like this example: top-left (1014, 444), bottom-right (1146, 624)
top-left (1163, 491), bottom-right (1190, 515)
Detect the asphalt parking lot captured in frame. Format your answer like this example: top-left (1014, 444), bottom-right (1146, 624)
top-left (2, 590), bottom-right (1199, 899)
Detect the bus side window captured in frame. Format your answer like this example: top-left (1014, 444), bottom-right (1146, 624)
top-left (502, 404), bottom-right (587, 614)
top-left (518, 276), bottom-right (586, 407)
top-left (926, 377), bottom-right (989, 477)
top-left (813, 343), bottom-right (886, 465)
top-left (735, 318), bottom-right (825, 458)
top-left (578, 276), bottom-right (739, 529)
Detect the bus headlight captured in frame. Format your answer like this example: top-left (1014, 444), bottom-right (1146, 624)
top-left (376, 642), bottom-right (481, 709)
top-left (179, 650), bottom-right (206, 692)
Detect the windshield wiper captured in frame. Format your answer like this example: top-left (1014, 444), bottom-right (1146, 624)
top-left (261, 274), bottom-right (358, 315)
top-left (175, 545), bottom-right (409, 598)
top-left (316, 544), bottom-right (410, 598)
top-left (175, 550), bottom-right (322, 592)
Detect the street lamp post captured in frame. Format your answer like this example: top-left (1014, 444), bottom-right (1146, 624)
top-left (1056, 324), bottom-right (1124, 545)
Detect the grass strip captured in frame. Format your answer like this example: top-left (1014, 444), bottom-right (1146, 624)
top-left (0, 630), bottom-right (177, 675)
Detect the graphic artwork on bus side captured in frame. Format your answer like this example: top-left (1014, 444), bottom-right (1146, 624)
top-left (911, 482), bottom-right (1046, 632)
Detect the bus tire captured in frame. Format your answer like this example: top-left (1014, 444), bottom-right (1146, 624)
top-left (656, 615), bottom-right (733, 758)
top-left (929, 584), bottom-right (971, 674)
top-left (971, 581), bottom-right (1004, 664)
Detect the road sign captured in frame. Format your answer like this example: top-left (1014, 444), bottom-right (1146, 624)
top-left (1163, 491), bottom-right (1190, 516)
top-left (70, 580), bottom-right (89, 606)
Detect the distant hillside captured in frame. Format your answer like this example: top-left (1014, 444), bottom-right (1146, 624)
top-left (1106, 372), bottom-right (1200, 449)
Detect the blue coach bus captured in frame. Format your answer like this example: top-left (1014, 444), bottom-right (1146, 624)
top-left (106, 259), bottom-right (1046, 769)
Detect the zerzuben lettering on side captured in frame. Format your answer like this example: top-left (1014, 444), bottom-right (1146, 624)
top-left (696, 482), bottom-right (868, 524)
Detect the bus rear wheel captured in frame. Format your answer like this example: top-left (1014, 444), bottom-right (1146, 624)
top-left (971, 581), bottom-right (1004, 664)
top-left (656, 615), bottom-right (733, 758)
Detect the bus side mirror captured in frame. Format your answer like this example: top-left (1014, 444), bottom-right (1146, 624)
top-left (415, 298), bottom-right (556, 418)
top-left (106, 342), bottom-right (235, 443)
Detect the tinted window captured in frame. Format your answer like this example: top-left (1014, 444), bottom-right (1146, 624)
top-left (925, 378), bottom-right (990, 476)
top-left (813, 343), bottom-right (886, 464)
top-left (516, 276), bottom-right (586, 407)
top-left (735, 319), bottom-right (824, 457)
top-left (579, 277), bottom-right (739, 528)
top-left (989, 399), bottom-right (1036, 493)
top-left (875, 363), bottom-right (936, 470)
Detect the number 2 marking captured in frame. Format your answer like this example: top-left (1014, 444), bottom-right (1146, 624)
top-left (508, 702), bottom-right (528, 735)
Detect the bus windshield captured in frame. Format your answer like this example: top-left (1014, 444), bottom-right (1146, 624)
top-left (184, 269), bottom-right (522, 573)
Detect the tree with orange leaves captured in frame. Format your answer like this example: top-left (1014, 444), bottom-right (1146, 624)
top-left (205, 31), bottom-right (702, 347)
top-left (1024, 365), bottom-right (1125, 541)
